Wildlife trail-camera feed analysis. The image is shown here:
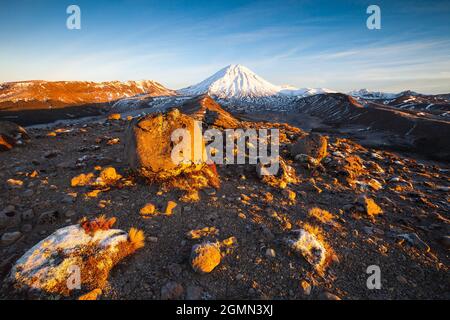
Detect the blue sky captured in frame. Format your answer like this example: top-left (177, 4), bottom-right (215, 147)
top-left (0, 0), bottom-right (449, 93)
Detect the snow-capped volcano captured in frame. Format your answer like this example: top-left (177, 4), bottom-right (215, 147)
top-left (179, 64), bottom-right (334, 100)
top-left (179, 64), bottom-right (281, 99)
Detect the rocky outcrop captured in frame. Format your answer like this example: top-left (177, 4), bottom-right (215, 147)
top-left (0, 121), bottom-right (29, 151)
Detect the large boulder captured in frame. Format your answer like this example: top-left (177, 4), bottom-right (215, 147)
top-left (124, 109), bottom-right (219, 188)
top-left (0, 121), bottom-right (29, 151)
top-left (290, 133), bottom-right (327, 161)
top-left (8, 217), bottom-right (144, 297)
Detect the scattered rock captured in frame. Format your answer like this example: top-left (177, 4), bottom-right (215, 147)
top-left (186, 227), bottom-right (219, 240)
top-left (300, 280), bottom-right (312, 296)
top-left (165, 201), bottom-right (179, 216)
top-left (64, 210), bottom-right (77, 218)
top-left (108, 113), bottom-right (121, 121)
top-left (340, 156), bottom-right (364, 180)
top-left (397, 233), bottom-right (430, 252)
top-left (185, 285), bottom-right (203, 300)
top-left (438, 235), bottom-right (450, 250)
top-left (321, 291), bottom-right (341, 300)
top-left (290, 133), bottom-right (328, 162)
top-left (356, 195), bottom-right (383, 217)
top-left (37, 210), bottom-right (59, 225)
top-left (190, 242), bottom-right (221, 274)
top-left (161, 281), bottom-right (184, 300)
top-left (0, 121), bottom-right (29, 152)
top-left (286, 228), bottom-right (327, 271)
top-left (140, 203), bottom-right (157, 216)
top-left (1, 231), bottom-right (22, 246)
top-left (6, 179), bottom-right (24, 188)
top-left (265, 248), bottom-right (276, 258)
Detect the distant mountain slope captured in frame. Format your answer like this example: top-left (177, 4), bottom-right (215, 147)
top-left (0, 80), bottom-right (176, 111)
top-left (294, 93), bottom-right (450, 160)
top-left (349, 89), bottom-right (450, 118)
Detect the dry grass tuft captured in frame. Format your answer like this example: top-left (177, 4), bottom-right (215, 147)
top-left (80, 215), bottom-right (117, 235)
top-left (308, 207), bottom-right (334, 224)
top-left (128, 228), bottom-right (145, 250)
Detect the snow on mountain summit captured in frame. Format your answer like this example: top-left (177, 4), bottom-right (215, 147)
top-left (179, 64), bottom-right (281, 99)
top-left (179, 64), bottom-right (337, 100)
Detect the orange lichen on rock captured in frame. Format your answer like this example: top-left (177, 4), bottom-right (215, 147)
top-left (124, 109), bottom-right (221, 193)
top-left (190, 242), bottom-right (221, 274)
top-left (71, 173), bottom-right (95, 187)
top-left (99, 167), bottom-right (122, 184)
top-left (85, 189), bottom-right (102, 198)
top-left (186, 227), bottom-right (219, 239)
top-left (108, 113), bottom-right (121, 121)
top-left (165, 201), bottom-right (178, 215)
top-left (140, 203), bottom-right (157, 216)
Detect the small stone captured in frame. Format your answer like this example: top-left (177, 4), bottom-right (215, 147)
top-left (356, 195), bottom-right (383, 217)
top-left (149, 236), bottom-right (158, 243)
top-left (38, 210), bottom-right (59, 225)
top-left (64, 210), bottom-right (76, 218)
top-left (396, 275), bottom-right (408, 284)
top-left (190, 242), bottom-right (221, 274)
top-left (300, 280), bottom-right (311, 296)
top-left (1, 231), bottom-right (22, 246)
top-left (23, 189), bottom-right (34, 197)
top-left (61, 195), bottom-right (75, 204)
top-left (108, 113), bottom-right (122, 121)
top-left (265, 248), bottom-right (276, 258)
top-left (203, 188), bottom-right (216, 196)
top-left (343, 204), bottom-right (353, 211)
top-left (321, 291), bottom-right (341, 300)
top-left (140, 203), bottom-right (157, 216)
top-left (438, 235), bottom-right (450, 249)
top-left (185, 285), bottom-right (203, 300)
top-left (160, 281), bottom-right (184, 300)
top-left (283, 189), bottom-right (296, 201)
top-left (21, 209), bottom-right (34, 221)
top-left (165, 201), bottom-right (179, 216)
top-left (397, 233), bottom-right (430, 252)
top-left (7, 179), bottom-right (23, 188)
top-left (236, 274), bottom-right (244, 281)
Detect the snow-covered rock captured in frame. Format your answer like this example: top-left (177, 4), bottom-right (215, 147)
top-left (286, 228), bottom-right (327, 270)
top-left (9, 222), bottom-right (144, 296)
